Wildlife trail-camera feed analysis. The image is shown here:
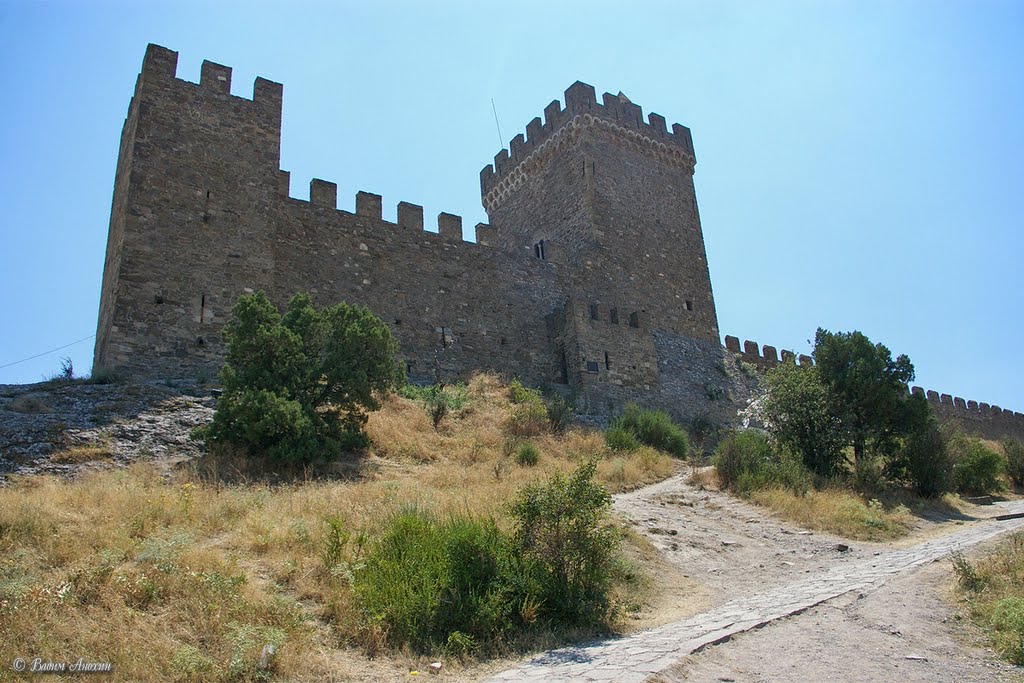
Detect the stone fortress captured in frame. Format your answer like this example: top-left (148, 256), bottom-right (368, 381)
top-left (94, 44), bottom-right (1022, 439)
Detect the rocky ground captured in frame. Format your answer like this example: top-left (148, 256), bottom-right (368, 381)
top-left (0, 379), bottom-right (214, 481)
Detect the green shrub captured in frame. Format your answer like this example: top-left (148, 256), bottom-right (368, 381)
top-left (516, 442), bottom-right (540, 467)
top-left (605, 424), bottom-right (640, 452)
top-left (509, 379), bottom-right (543, 405)
top-left (506, 401), bottom-right (549, 437)
top-left (400, 383), bottom-right (471, 430)
top-left (545, 394), bottom-right (575, 434)
top-left (992, 596), bottom-right (1024, 664)
top-left (951, 552), bottom-right (983, 591)
top-left (203, 291), bottom-right (404, 462)
top-left (713, 430), bottom-right (772, 489)
top-left (953, 439), bottom-right (1007, 495)
top-left (608, 404), bottom-right (689, 457)
top-left (761, 363), bottom-right (847, 477)
top-left (354, 508), bottom-right (523, 653)
top-left (1003, 439), bottom-right (1024, 488)
top-left (713, 430), bottom-right (809, 494)
top-left (509, 460), bottom-right (619, 624)
top-left (354, 463), bottom-right (620, 654)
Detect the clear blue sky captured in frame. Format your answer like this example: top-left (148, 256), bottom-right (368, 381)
top-left (0, 0), bottom-right (1021, 412)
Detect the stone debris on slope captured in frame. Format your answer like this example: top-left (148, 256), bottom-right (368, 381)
top-left (0, 380), bottom-right (215, 481)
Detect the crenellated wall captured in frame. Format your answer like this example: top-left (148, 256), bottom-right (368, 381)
top-left (95, 45), bottom-right (1016, 437)
top-left (723, 336), bottom-right (1023, 441)
top-left (480, 82), bottom-right (695, 211)
top-left (911, 387), bottom-right (1024, 442)
top-left (723, 335), bottom-right (813, 369)
top-left (93, 44), bottom-right (573, 387)
top-left (269, 174), bottom-right (563, 384)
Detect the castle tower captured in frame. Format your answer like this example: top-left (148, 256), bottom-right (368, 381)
top-left (94, 44), bottom-right (284, 378)
top-left (480, 82), bottom-right (720, 398)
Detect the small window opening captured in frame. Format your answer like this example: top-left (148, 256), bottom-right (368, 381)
top-left (533, 239), bottom-right (546, 260)
top-left (590, 304), bottom-right (599, 320)
top-left (202, 190), bottom-right (212, 224)
top-left (629, 312), bottom-right (640, 328)
top-left (500, 337), bottom-right (507, 346)
top-left (586, 361), bottom-right (599, 373)
top-left (154, 295), bottom-right (164, 304)
top-left (609, 308), bottom-right (619, 324)
top-left (199, 295), bottom-right (207, 324)
top-left (196, 337), bottom-right (205, 347)
top-left (440, 327), bottom-right (449, 348)
top-left (406, 360), bottom-right (414, 374)
top-left (685, 300), bottom-right (694, 311)
top-left (604, 352), bottom-right (611, 371)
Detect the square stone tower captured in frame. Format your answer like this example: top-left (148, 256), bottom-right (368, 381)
top-left (480, 82), bottom-right (721, 408)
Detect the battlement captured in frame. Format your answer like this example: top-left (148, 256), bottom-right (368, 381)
top-left (724, 335), bottom-right (812, 368)
top-left (480, 81), bottom-right (696, 206)
top-left (911, 386), bottom-right (1024, 420)
top-left (911, 385), bottom-right (1024, 441)
top-left (139, 44), bottom-right (283, 121)
top-left (277, 171), bottom-right (494, 244)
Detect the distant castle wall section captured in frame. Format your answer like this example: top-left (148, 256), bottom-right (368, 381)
top-left (725, 335), bottom-right (1024, 442)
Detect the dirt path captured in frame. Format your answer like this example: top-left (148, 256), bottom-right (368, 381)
top-left (614, 472), bottom-right (869, 605)
top-left (657, 546), bottom-right (1021, 683)
top-left (484, 473), bottom-right (1024, 682)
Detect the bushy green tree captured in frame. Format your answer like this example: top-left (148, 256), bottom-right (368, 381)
top-left (204, 291), bottom-right (404, 462)
top-left (813, 328), bottom-right (923, 463)
top-left (761, 362), bottom-right (846, 477)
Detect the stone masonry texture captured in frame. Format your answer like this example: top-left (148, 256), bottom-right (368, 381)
top-left (94, 44), bottom-right (1023, 436)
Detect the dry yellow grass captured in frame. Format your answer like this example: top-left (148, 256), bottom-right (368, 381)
top-left (0, 373), bottom-right (679, 681)
top-left (50, 445), bottom-right (113, 464)
top-left (747, 487), bottom-right (917, 541)
top-left (952, 531), bottom-right (1024, 664)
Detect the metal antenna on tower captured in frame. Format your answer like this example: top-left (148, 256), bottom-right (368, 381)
top-left (491, 98), bottom-right (504, 149)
